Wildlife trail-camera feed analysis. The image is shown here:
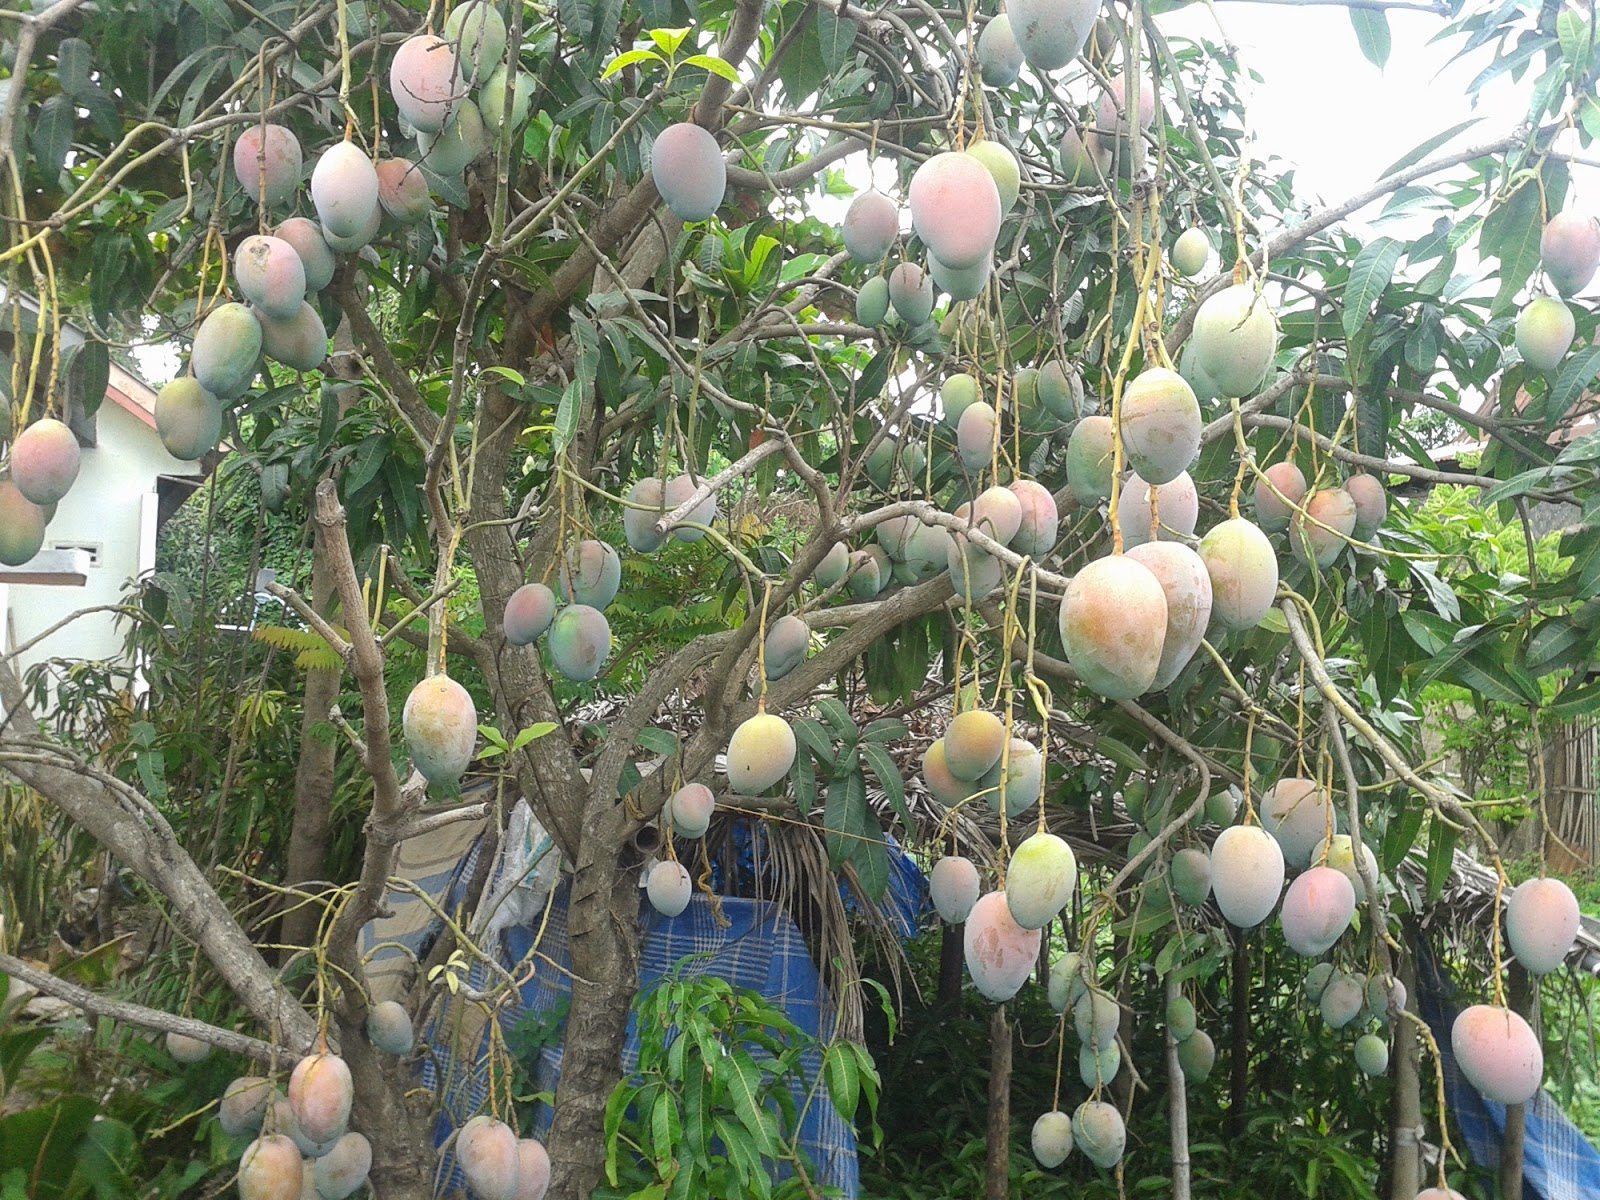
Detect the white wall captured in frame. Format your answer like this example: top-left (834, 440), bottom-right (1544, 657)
top-left (5, 402), bottom-right (201, 684)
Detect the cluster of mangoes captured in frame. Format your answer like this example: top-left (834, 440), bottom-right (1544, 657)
top-left (213, 1003), bottom-right (549, 1199)
top-left (0, 413), bottom-right (79, 566)
top-left (1514, 210), bottom-right (1600, 372)
top-left (222, 1051), bottom-right (370, 1200)
top-left (142, 2), bottom-right (531, 466)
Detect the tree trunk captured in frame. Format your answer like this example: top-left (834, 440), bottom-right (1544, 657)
top-left (1387, 944), bottom-right (1424, 1200)
top-left (281, 537), bottom-right (339, 959)
top-left (348, 1031), bottom-right (437, 1200)
top-left (545, 846), bottom-right (643, 1200)
top-left (985, 1004), bottom-right (1011, 1200)
top-left (1228, 929), bottom-right (1249, 1140)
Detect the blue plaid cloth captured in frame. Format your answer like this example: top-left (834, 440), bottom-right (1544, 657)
top-left (421, 885), bottom-right (859, 1198)
top-left (1416, 939), bottom-right (1600, 1200)
top-left (365, 815), bottom-right (933, 1198)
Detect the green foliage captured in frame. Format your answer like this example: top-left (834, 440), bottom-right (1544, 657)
top-left (0, 968), bottom-right (224, 1200)
top-left (596, 964), bottom-right (876, 1200)
top-left (791, 702), bottom-right (909, 903)
top-left (156, 460), bottom-right (308, 607)
top-left (0, 782), bottom-right (94, 953)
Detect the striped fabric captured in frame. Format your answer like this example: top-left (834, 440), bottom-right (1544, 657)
top-left (1416, 938), bottom-right (1600, 1199)
top-left (362, 813), bottom-right (488, 1004)
top-left (365, 815), bottom-right (866, 1198)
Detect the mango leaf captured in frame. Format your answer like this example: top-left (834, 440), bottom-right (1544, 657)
top-left (1551, 678), bottom-right (1600, 718)
top-left (681, 54), bottom-right (740, 82)
top-left (813, 696), bottom-right (857, 744)
top-left (792, 740), bottom-right (817, 809)
top-left (1527, 618), bottom-right (1587, 677)
top-left (682, 1058), bottom-right (710, 1159)
top-left (482, 365), bottom-right (526, 387)
top-left (850, 819), bottom-right (889, 902)
top-left (647, 26), bottom-right (691, 54)
top-left (816, 8), bottom-right (858, 72)
top-left (720, 1051), bottom-right (779, 1156)
top-left (0, 1097), bottom-right (98, 1200)
top-left (790, 716), bottom-right (834, 765)
top-left (1488, 180), bottom-right (1547, 317)
top-left (634, 727), bottom-right (679, 756)
top-left (1343, 238), bottom-right (1403, 338)
top-left (1424, 821), bottom-right (1459, 903)
top-left (860, 717), bottom-right (909, 743)
top-left (30, 95), bottom-right (73, 179)
top-left (860, 741), bottom-right (912, 832)
top-left (598, 49), bottom-right (659, 78)
top-left (824, 770), bottom-right (866, 869)
top-left (1557, 427), bottom-right (1600, 463)
top-left (1547, 346), bottom-right (1600, 423)
top-left (55, 39), bottom-right (92, 98)
top-left (1381, 801), bottom-right (1425, 873)
top-left (822, 1041), bottom-right (860, 1119)
top-left (1559, 7), bottom-right (1594, 69)
top-left (1377, 118), bottom-right (1483, 180)
top-left (855, 349), bottom-right (892, 402)
top-left (650, 1088), bottom-right (681, 1173)
top-left (65, 340), bottom-right (109, 422)
top-left (1096, 734), bottom-right (1147, 773)
top-left (1350, 9), bottom-right (1391, 68)
top-left (1480, 464), bottom-right (1575, 507)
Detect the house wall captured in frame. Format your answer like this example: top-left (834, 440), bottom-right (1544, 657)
top-left (2, 401), bottom-right (201, 684)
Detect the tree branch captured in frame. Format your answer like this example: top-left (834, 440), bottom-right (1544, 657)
top-left (1241, 411), bottom-right (1567, 495)
top-left (1166, 131), bottom-right (1524, 354)
top-left (0, 953), bottom-right (291, 1064)
top-left (651, 440), bottom-right (785, 537)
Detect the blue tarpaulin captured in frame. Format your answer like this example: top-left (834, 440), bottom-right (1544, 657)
top-left (1416, 938), bottom-right (1600, 1200)
top-left (365, 809), bottom-right (929, 1198)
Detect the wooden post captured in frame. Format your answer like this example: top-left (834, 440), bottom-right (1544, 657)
top-left (1501, 963), bottom-right (1533, 1200)
top-left (986, 1004), bottom-right (1012, 1200)
top-left (1228, 928), bottom-right (1250, 1139)
top-left (1387, 941), bottom-right (1423, 1200)
top-left (1166, 974), bottom-right (1192, 1200)
top-left (939, 919), bottom-right (965, 1004)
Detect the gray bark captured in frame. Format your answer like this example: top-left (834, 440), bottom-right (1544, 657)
top-left (1166, 974), bottom-right (1192, 1200)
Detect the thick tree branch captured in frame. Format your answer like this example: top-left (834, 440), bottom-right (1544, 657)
top-left (591, 628), bottom-right (742, 808)
top-left (724, 137), bottom-right (860, 191)
top-left (308, 481), bottom-right (426, 1024)
top-left (0, 953), bottom-right (290, 1063)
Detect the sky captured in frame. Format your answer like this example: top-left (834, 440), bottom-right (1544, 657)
top-left (1162, 1), bottom-right (1539, 211)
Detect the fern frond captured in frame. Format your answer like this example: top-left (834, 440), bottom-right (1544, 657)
top-left (253, 623), bottom-right (348, 672)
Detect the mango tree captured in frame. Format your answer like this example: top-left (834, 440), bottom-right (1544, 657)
top-left (0, 0), bottom-right (1596, 1197)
